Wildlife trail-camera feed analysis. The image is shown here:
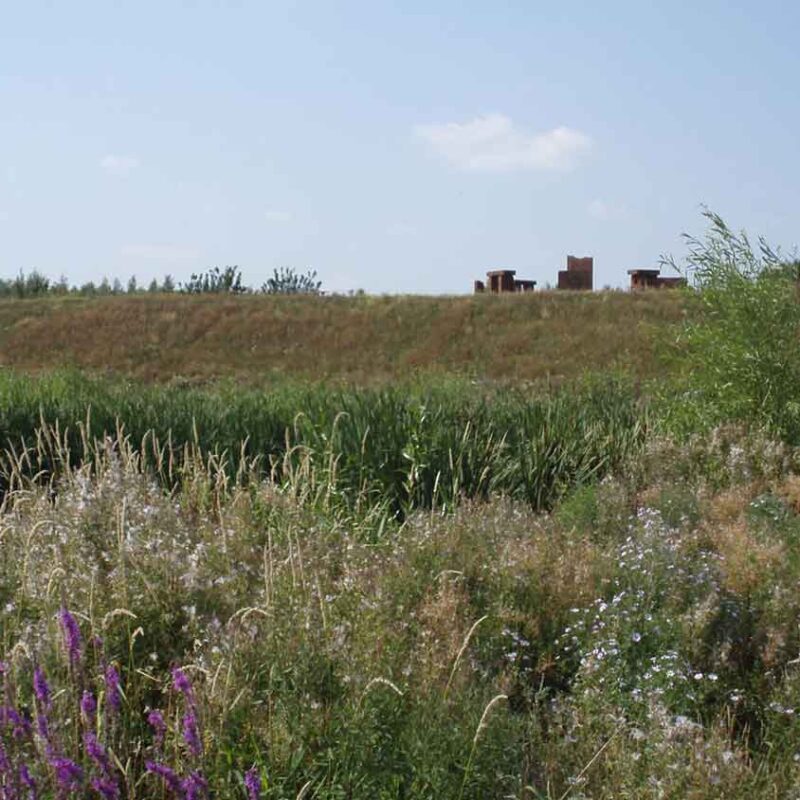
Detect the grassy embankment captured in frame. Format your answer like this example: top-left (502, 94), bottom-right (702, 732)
top-left (0, 290), bottom-right (685, 383)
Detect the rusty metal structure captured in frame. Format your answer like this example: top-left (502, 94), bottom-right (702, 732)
top-left (557, 256), bottom-right (593, 290)
top-left (628, 269), bottom-right (686, 290)
top-left (474, 269), bottom-right (537, 294)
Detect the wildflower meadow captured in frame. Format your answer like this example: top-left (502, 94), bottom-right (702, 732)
top-left (3, 216), bottom-right (800, 798)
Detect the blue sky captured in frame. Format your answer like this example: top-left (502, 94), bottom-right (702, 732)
top-left (2, 1), bottom-right (799, 293)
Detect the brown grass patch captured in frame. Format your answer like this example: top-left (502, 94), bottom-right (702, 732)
top-left (776, 474), bottom-right (800, 514)
top-left (415, 578), bottom-right (472, 689)
top-left (704, 485), bottom-right (757, 526)
top-left (709, 518), bottom-right (784, 596)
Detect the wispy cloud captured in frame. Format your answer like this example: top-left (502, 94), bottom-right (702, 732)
top-left (100, 155), bottom-right (140, 177)
top-left (414, 114), bottom-right (591, 172)
top-left (264, 210), bottom-right (291, 223)
top-left (120, 244), bottom-right (199, 260)
top-left (587, 199), bottom-right (629, 221)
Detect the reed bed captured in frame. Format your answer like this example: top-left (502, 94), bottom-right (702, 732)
top-left (0, 370), bottom-right (646, 518)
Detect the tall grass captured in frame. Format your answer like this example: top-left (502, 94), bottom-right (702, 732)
top-left (0, 370), bottom-right (645, 518)
top-left (3, 420), bottom-right (800, 797)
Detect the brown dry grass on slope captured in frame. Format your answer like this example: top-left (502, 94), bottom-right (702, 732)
top-left (0, 290), bottom-right (686, 384)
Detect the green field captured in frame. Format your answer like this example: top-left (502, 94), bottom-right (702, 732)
top-left (3, 236), bottom-right (800, 798)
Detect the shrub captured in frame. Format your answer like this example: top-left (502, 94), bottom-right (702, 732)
top-left (261, 267), bottom-right (321, 295)
top-left (181, 266), bottom-right (248, 294)
top-left (662, 210), bottom-right (800, 442)
top-left (0, 270), bottom-right (51, 298)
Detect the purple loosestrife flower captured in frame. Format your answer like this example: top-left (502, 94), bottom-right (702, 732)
top-left (6, 706), bottom-right (33, 740)
top-left (104, 665), bottom-right (121, 716)
top-left (0, 745), bottom-right (19, 800)
top-left (182, 709), bottom-right (202, 757)
top-left (19, 763), bottom-right (37, 798)
top-left (32, 667), bottom-right (50, 709)
top-left (33, 667), bottom-right (52, 749)
top-left (181, 770), bottom-right (208, 800)
top-left (0, 741), bottom-right (11, 776)
top-left (36, 715), bottom-right (50, 749)
top-left (145, 761), bottom-right (182, 794)
top-left (84, 732), bottom-right (111, 774)
top-left (81, 691), bottom-right (97, 724)
top-left (171, 667), bottom-right (195, 704)
top-left (35, 713), bottom-right (50, 747)
top-left (147, 709), bottom-right (167, 748)
top-left (244, 767), bottom-right (262, 800)
top-left (84, 736), bottom-right (120, 800)
top-left (57, 608), bottom-right (82, 665)
top-left (50, 757), bottom-right (84, 793)
top-left (90, 777), bottom-right (119, 800)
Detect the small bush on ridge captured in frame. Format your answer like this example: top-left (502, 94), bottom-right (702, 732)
top-left (662, 210), bottom-right (800, 442)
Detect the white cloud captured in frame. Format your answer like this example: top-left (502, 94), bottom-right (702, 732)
top-left (414, 114), bottom-right (591, 172)
top-left (100, 155), bottom-right (140, 177)
top-left (264, 210), bottom-right (291, 223)
top-left (120, 244), bottom-right (199, 260)
top-left (587, 199), bottom-right (629, 221)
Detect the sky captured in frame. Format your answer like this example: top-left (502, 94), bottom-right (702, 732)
top-left (2, 0), bottom-right (799, 293)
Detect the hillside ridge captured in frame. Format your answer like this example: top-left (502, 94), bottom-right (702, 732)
top-left (0, 291), bottom-right (686, 384)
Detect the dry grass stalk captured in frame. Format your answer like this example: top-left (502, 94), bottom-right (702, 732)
top-left (445, 615), bottom-right (488, 699)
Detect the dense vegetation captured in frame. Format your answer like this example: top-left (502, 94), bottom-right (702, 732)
top-left (0, 372), bottom-right (644, 518)
top-left (0, 266), bottom-right (321, 298)
top-left (2, 215), bottom-right (800, 797)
